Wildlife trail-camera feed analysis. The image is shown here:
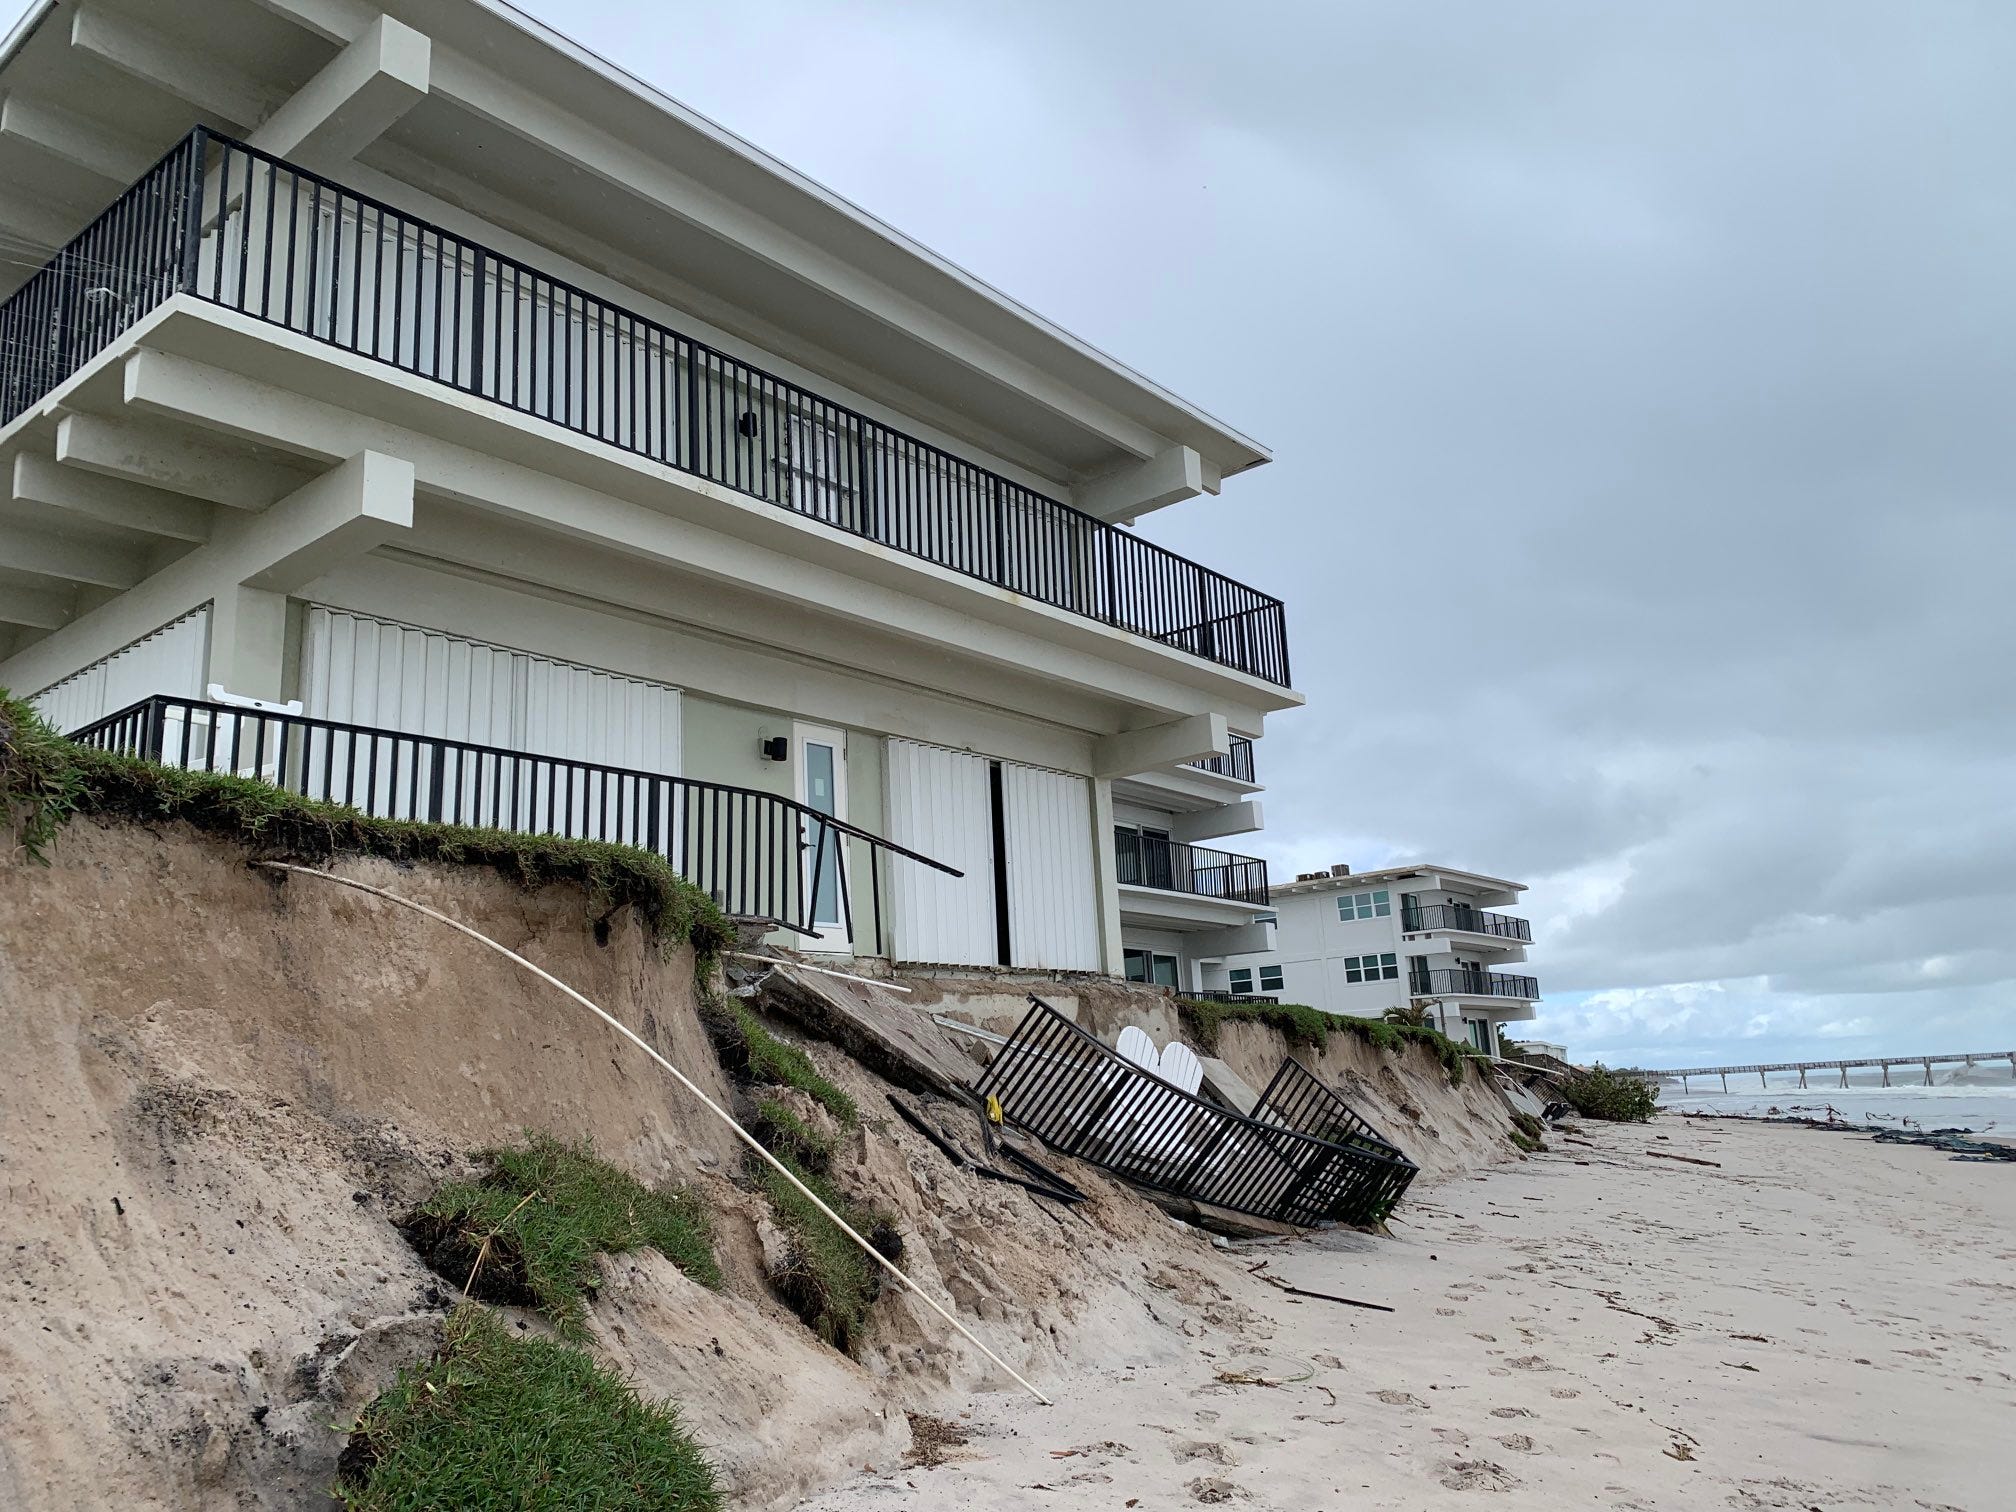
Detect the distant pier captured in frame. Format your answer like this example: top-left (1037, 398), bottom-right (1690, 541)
top-left (1646, 1050), bottom-right (2016, 1093)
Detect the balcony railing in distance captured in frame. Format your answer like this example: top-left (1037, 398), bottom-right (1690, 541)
top-left (0, 128), bottom-right (1291, 688)
top-left (67, 694), bottom-right (959, 954)
top-left (1183, 735), bottom-right (1256, 784)
top-left (1400, 902), bottom-right (1532, 942)
top-left (1409, 967), bottom-right (1541, 1001)
top-left (977, 997), bottom-right (1418, 1226)
top-left (1114, 827), bottom-right (1269, 906)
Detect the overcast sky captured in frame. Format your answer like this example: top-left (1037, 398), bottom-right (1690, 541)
top-left (523, 0), bottom-right (2015, 1067)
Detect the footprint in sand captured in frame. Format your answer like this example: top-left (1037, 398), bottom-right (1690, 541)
top-left (1173, 1441), bottom-right (1240, 1466)
top-left (1436, 1307), bottom-right (1460, 1316)
top-left (1439, 1459), bottom-right (1520, 1492)
top-left (1187, 1475), bottom-right (1246, 1503)
top-left (1489, 1407), bottom-right (1534, 1419)
top-left (1505, 1356), bottom-right (1557, 1372)
top-left (1549, 1387), bottom-right (1580, 1399)
top-left (1496, 1433), bottom-right (1536, 1452)
top-left (1371, 1389), bottom-right (1432, 1409)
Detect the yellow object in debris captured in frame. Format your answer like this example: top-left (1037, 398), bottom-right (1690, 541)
top-left (985, 1093), bottom-right (1004, 1125)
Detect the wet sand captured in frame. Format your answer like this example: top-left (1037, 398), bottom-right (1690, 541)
top-left (796, 1118), bottom-right (2016, 1510)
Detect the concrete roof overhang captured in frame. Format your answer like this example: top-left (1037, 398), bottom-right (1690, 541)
top-left (0, 0), bottom-right (1271, 507)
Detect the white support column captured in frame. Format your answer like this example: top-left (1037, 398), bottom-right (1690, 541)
top-left (1089, 776), bottom-right (1126, 975)
top-left (57, 412), bottom-right (304, 512)
top-left (1091, 712), bottom-right (1229, 778)
top-left (0, 92), bottom-right (158, 185)
top-left (0, 451), bottom-right (414, 700)
top-left (1169, 799), bottom-right (1263, 844)
top-left (13, 452), bottom-right (214, 543)
top-left (247, 15), bottom-right (431, 170)
top-left (1073, 446), bottom-right (1221, 524)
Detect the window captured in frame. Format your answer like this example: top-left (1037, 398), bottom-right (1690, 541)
top-left (1259, 965), bottom-right (1284, 993)
top-left (1336, 888), bottom-right (1391, 921)
top-left (1343, 952), bottom-right (1399, 983)
top-left (1229, 967), bottom-right (1253, 993)
top-left (1125, 948), bottom-right (1180, 988)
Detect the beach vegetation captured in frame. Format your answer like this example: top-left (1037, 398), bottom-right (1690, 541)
top-left (1177, 997), bottom-right (1472, 1085)
top-left (401, 1133), bottom-right (718, 1337)
top-left (758, 1150), bottom-right (898, 1352)
top-left (337, 1305), bottom-right (720, 1511)
top-left (750, 1095), bottom-right (838, 1173)
top-left (1559, 1065), bottom-right (1659, 1122)
top-left (0, 692), bottom-right (732, 957)
top-left (707, 1001), bottom-right (859, 1126)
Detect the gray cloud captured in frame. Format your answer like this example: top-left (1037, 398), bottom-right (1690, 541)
top-left (530, 0), bottom-right (2016, 1061)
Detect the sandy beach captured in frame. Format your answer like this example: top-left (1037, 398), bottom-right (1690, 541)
top-left (797, 1118), bottom-right (2015, 1511)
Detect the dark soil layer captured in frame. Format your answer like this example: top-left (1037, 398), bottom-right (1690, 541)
top-left (395, 1212), bottom-right (542, 1310)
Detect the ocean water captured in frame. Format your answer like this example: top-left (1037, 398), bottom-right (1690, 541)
top-left (1656, 1073), bottom-right (2016, 1133)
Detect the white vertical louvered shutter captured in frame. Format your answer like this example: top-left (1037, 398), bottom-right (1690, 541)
top-left (300, 607), bottom-right (680, 826)
top-left (999, 762), bottom-right (1101, 971)
top-left (885, 738), bottom-right (997, 966)
top-left (28, 606), bottom-right (210, 733)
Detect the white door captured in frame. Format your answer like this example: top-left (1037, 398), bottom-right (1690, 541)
top-left (794, 722), bottom-right (850, 951)
top-left (999, 761), bottom-right (1101, 971)
top-left (885, 739), bottom-right (997, 966)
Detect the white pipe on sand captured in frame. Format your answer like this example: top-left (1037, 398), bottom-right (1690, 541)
top-left (257, 861), bottom-right (1051, 1407)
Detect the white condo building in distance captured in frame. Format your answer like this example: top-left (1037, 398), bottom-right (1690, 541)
top-left (0, 0), bottom-right (1299, 974)
top-left (1210, 863), bottom-right (1540, 1055)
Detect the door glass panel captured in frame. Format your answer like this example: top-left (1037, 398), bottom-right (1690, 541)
top-left (1152, 954), bottom-right (1180, 988)
top-left (806, 741), bottom-right (842, 929)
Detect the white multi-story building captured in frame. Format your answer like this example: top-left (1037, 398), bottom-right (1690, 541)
top-left (1112, 732), bottom-right (1272, 993)
top-left (0, 0), bottom-right (1298, 972)
top-left (1208, 863), bottom-right (1539, 1054)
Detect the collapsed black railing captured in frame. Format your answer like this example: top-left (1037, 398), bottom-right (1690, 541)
top-left (1401, 901), bottom-right (1531, 941)
top-left (0, 127), bottom-right (1291, 687)
top-left (68, 694), bottom-right (958, 952)
top-left (1253, 1058), bottom-right (1415, 1181)
top-left (975, 997), bottom-right (1417, 1227)
top-left (1114, 827), bottom-right (1269, 906)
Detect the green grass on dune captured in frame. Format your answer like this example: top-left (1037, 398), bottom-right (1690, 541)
top-left (709, 1001), bottom-right (859, 1127)
top-left (337, 1305), bottom-right (721, 1512)
top-left (1176, 997), bottom-right (1474, 1085)
top-left (405, 1134), bottom-right (719, 1338)
top-left (0, 689), bottom-right (732, 957)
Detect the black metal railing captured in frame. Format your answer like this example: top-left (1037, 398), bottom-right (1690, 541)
top-left (68, 694), bottom-right (958, 952)
top-left (1251, 1057), bottom-right (1418, 1215)
top-left (1400, 902), bottom-right (1531, 942)
top-left (0, 128), bottom-right (1291, 687)
top-left (1408, 967), bottom-right (1540, 1000)
top-left (975, 997), bottom-right (1417, 1226)
top-left (1185, 990), bottom-right (1279, 1006)
top-left (1183, 735), bottom-right (1256, 783)
top-left (1114, 828), bottom-right (1269, 906)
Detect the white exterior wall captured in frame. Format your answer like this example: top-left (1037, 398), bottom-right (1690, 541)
top-left (302, 606), bottom-right (682, 771)
top-left (26, 607), bottom-right (210, 732)
top-left (0, 0), bottom-right (1297, 982)
top-left (1222, 872), bottom-right (1539, 1045)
